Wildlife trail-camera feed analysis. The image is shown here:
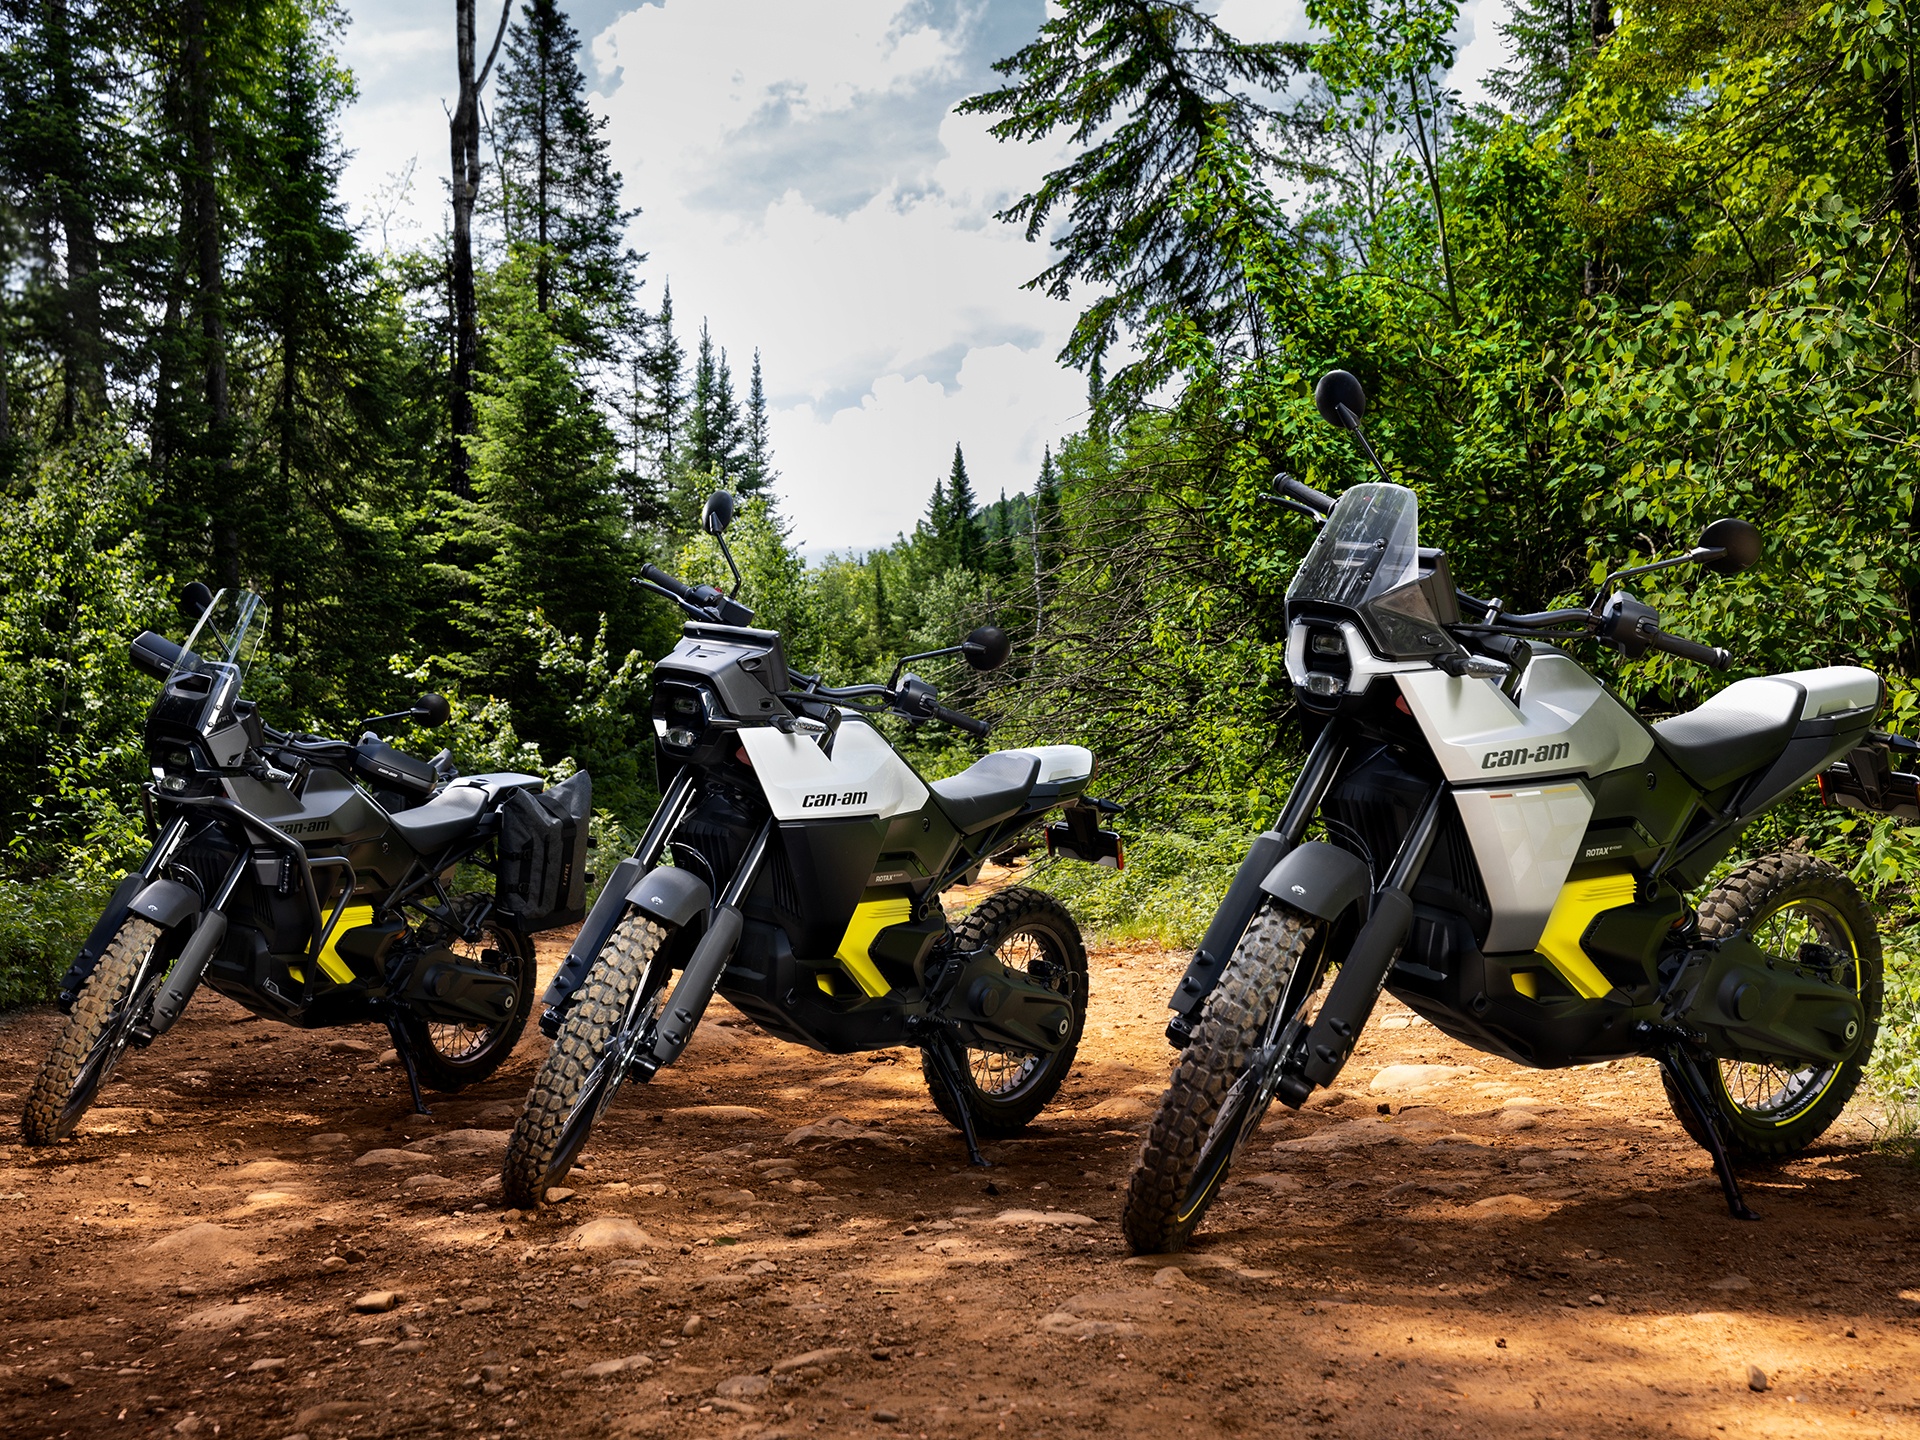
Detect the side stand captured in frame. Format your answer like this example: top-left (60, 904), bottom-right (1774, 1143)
top-left (385, 1017), bottom-right (432, 1117)
top-left (917, 1024), bottom-right (990, 1168)
top-left (1658, 1045), bottom-right (1756, 1221)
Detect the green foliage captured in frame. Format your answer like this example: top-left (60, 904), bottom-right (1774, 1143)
top-left (1030, 816), bottom-right (1261, 947)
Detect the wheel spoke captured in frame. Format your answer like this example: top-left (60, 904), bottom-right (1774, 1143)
top-left (1719, 896), bottom-right (1856, 1124)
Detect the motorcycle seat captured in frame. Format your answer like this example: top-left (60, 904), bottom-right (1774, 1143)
top-left (388, 783), bottom-right (488, 851)
top-left (930, 751), bottom-right (1042, 832)
top-left (1651, 669), bottom-right (1879, 792)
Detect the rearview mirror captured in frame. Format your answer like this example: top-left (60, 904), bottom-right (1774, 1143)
top-left (962, 625), bottom-right (1012, 673)
top-left (1695, 517), bottom-right (1761, 576)
top-left (412, 692), bottom-right (451, 727)
top-left (1314, 370), bottom-right (1368, 429)
top-left (702, 491), bottom-right (737, 536)
top-left (177, 581), bottom-right (215, 620)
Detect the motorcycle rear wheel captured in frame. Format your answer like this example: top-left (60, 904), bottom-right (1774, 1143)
top-left (395, 911), bottom-right (535, 1092)
top-left (921, 886), bottom-right (1088, 1139)
top-left (1662, 850), bottom-right (1883, 1162)
top-left (502, 912), bottom-right (667, 1208)
top-left (1123, 904), bottom-right (1323, 1255)
top-left (22, 917), bottom-right (161, 1146)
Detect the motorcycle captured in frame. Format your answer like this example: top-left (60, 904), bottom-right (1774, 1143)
top-left (22, 585), bottom-right (591, 1144)
top-left (501, 491), bottom-right (1122, 1207)
top-left (1123, 368), bottom-right (1888, 1252)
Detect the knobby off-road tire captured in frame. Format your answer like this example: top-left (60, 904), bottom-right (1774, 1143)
top-left (22, 917), bottom-right (161, 1146)
top-left (1662, 850), bottom-right (1883, 1162)
top-left (921, 886), bottom-right (1089, 1140)
top-left (395, 913), bottom-right (535, 1092)
top-left (502, 912), bottom-right (667, 1208)
top-left (1123, 904), bottom-right (1320, 1256)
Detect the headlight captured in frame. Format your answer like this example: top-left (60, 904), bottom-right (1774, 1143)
top-left (1303, 672), bottom-right (1344, 697)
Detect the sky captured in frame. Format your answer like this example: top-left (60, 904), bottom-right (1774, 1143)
top-left (337, 0), bottom-right (1512, 556)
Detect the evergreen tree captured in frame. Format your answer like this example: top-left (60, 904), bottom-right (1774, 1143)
top-left (491, 0), bottom-right (639, 347)
top-left (944, 442), bottom-right (982, 572)
top-left (1485, 0), bottom-right (1606, 126)
top-left (742, 346), bottom-right (775, 494)
top-left (683, 318), bottom-right (743, 484)
top-left (456, 251), bottom-right (641, 742)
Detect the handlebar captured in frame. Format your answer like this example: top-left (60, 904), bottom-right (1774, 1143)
top-left (640, 563), bottom-right (699, 603)
top-left (930, 703), bottom-right (989, 738)
top-left (130, 630), bottom-right (184, 681)
top-left (1638, 626), bottom-right (1732, 671)
top-left (1274, 473), bottom-right (1336, 515)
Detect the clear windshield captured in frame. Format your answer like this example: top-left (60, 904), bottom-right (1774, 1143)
top-left (1286, 483), bottom-right (1421, 610)
top-left (168, 589), bottom-right (265, 684)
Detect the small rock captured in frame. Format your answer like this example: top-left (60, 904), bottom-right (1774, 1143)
top-left (391, 1339), bottom-right (427, 1354)
top-left (459, 1295), bottom-right (493, 1313)
top-left (993, 1208), bottom-right (1096, 1227)
top-left (682, 1315), bottom-right (707, 1337)
top-left (319, 1255), bottom-right (349, 1273)
top-left (306, 1133), bottom-right (349, 1150)
top-left (772, 1347), bottom-right (846, 1374)
top-left (353, 1149), bottom-right (432, 1167)
top-left (1711, 1275), bottom-right (1752, 1292)
top-left (1619, 1202), bottom-right (1659, 1219)
top-left (1303, 1090), bottom-right (1349, 1109)
top-left (1368, 1063), bottom-right (1476, 1094)
top-left (45, 1372), bottom-right (74, 1390)
top-left (1494, 1111), bottom-right (1540, 1132)
top-left (716, 1374), bottom-right (770, 1399)
top-left (544, 1187), bottom-right (577, 1203)
top-left (745, 1259), bottom-right (777, 1275)
top-left (873, 1409), bottom-right (900, 1424)
top-left (871, 1347), bottom-right (893, 1361)
top-left (570, 1216), bottom-right (655, 1253)
top-left (1586, 1294), bottom-right (1606, 1307)
top-left (377, 1048), bottom-right (399, 1066)
top-left (172, 1417), bottom-right (202, 1436)
top-left (352, 1291), bottom-right (398, 1313)
top-left (248, 1357), bottom-right (287, 1373)
top-left (144, 1111), bottom-right (166, 1126)
top-left (327, 1037), bottom-right (374, 1055)
top-left (709, 1398), bottom-right (758, 1416)
top-left (1747, 1364), bottom-right (1768, 1392)
top-left (131, 1174), bottom-right (152, 1188)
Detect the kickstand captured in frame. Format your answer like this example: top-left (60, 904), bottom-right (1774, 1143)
top-left (1660, 1046), bottom-right (1756, 1221)
top-left (923, 1032), bottom-right (990, 1168)
top-left (386, 1018), bottom-right (432, 1118)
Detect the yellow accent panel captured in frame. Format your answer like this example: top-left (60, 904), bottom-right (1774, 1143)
top-left (1534, 873), bottom-right (1638, 1000)
top-left (834, 896), bottom-right (916, 998)
top-left (1511, 970), bottom-right (1539, 999)
top-left (815, 972), bottom-right (837, 996)
top-left (315, 905), bottom-right (375, 985)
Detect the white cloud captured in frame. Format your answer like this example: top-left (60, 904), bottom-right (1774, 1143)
top-left (334, 0), bottom-right (1518, 555)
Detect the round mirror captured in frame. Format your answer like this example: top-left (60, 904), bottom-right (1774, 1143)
top-left (1697, 517), bottom-right (1761, 576)
top-left (1314, 370), bottom-right (1368, 429)
top-left (702, 490), bottom-right (737, 536)
top-left (961, 625), bottom-right (1012, 673)
top-left (177, 581), bottom-right (215, 619)
top-left (412, 692), bottom-right (452, 727)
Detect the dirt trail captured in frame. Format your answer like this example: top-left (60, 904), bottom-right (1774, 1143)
top-left (1, 865), bottom-right (1918, 1440)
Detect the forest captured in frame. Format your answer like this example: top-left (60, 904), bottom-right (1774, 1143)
top-left (1, 0), bottom-right (1917, 1098)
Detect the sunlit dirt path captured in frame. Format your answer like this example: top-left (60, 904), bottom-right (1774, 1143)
top-left (1, 863), bottom-right (1917, 1439)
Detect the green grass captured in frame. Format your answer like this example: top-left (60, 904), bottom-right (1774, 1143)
top-left (1024, 821), bottom-right (1255, 950)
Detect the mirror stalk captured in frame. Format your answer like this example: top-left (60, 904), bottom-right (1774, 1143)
top-left (1336, 404), bottom-right (1395, 485)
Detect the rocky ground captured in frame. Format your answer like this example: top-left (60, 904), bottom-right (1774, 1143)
top-left (1, 864), bottom-right (1917, 1440)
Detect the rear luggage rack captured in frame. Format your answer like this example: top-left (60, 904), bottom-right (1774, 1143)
top-left (1819, 731), bottom-right (1920, 821)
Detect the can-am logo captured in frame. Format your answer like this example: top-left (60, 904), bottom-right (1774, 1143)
top-left (1481, 742), bottom-right (1571, 770)
top-left (801, 790), bottom-right (869, 809)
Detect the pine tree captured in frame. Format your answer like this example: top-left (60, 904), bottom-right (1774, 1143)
top-left (1485, 0), bottom-right (1604, 125)
top-left (944, 442), bottom-right (982, 572)
top-left (683, 318), bottom-right (743, 485)
top-left (742, 347), bottom-right (775, 495)
top-left (491, 0), bottom-right (639, 349)
top-left (1031, 444), bottom-right (1059, 624)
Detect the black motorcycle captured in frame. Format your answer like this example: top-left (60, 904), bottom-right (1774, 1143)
top-left (22, 584), bottom-right (590, 1144)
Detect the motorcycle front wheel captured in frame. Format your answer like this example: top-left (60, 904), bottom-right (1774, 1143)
top-left (502, 911), bottom-right (668, 1208)
top-left (1123, 903), bottom-right (1326, 1255)
top-left (22, 917), bottom-right (163, 1146)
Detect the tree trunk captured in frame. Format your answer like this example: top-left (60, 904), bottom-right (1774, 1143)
top-left (536, 19), bottom-right (550, 313)
top-left (182, 0), bottom-right (237, 586)
top-left (44, 0), bottom-right (106, 429)
top-left (449, 0), bottom-right (512, 496)
top-left (1884, 68), bottom-right (1919, 322)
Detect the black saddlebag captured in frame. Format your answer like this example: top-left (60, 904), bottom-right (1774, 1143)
top-left (497, 771), bottom-right (592, 931)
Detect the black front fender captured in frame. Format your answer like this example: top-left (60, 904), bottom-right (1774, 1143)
top-left (1259, 841), bottom-right (1372, 925)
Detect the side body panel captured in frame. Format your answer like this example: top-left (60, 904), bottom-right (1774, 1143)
top-left (738, 718), bottom-right (930, 822)
top-left (1397, 654), bottom-right (1652, 785)
top-left (1451, 781), bottom-right (1594, 953)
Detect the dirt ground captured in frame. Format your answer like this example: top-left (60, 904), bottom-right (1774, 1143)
top-left (2, 863), bottom-right (1918, 1440)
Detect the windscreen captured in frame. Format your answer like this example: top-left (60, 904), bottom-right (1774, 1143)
top-left (167, 589), bottom-right (265, 685)
top-left (1286, 483), bottom-right (1420, 610)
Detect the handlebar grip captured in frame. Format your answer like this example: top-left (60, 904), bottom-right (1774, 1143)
top-left (932, 704), bottom-right (990, 738)
top-left (1275, 473), bottom-right (1336, 516)
top-left (640, 563), bottom-right (698, 601)
top-left (130, 630), bottom-right (183, 681)
top-left (1644, 628), bottom-right (1732, 670)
